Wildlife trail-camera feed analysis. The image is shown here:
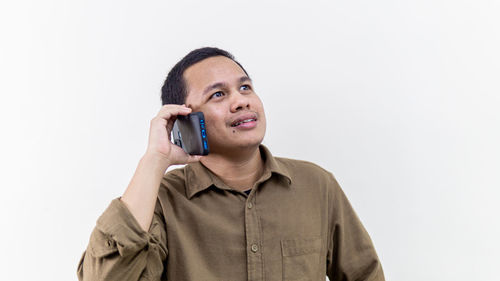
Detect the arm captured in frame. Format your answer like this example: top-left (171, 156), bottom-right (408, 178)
top-left (122, 104), bottom-right (201, 232)
top-left (326, 174), bottom-right (385, 281)
top-left (77, 198), bottom-right (167, 281)
top-left (77, 104), bottom-right (201, 281)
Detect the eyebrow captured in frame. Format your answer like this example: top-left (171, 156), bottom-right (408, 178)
top-left (239, 76), bottom-right (252, 84)
top-left (202, 76), bottom-right (252, 96)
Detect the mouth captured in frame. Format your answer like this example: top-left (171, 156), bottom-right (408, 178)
top-left (230, 113), bottom-right (258, 128)
top-left (231, 118), bottom-right (257, 127)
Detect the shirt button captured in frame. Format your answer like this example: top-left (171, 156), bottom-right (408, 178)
top-left (247, 202), bottom-right (253, 209)
top-left (251, 244), bottom-right (259, 253)
top-left (106, 240), bottom-right (113, 247)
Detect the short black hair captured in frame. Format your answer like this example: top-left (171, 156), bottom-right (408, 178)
top-left (161, 47), bottom-right (249, 105)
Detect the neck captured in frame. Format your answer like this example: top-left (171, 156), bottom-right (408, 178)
top-left (200, 145), bottom-right (264, 191)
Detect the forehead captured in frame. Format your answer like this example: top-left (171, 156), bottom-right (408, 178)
top-left (183, 56), bottom-right (247, 92)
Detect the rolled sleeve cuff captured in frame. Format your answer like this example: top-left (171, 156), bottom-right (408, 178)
top-left (94, 197), bottom-right (150, 257)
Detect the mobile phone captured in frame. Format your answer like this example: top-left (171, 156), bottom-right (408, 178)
top-left (172, 112), bottom-right (209, 155)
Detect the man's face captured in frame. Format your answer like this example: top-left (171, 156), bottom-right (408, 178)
top-left (183, 56), bottom-right (266, 154)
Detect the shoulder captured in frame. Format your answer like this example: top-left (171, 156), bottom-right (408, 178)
top-left (162, 166), bottom-right (186, 183)
top-left (274, 157), bottom-right (337, 187)
top-left (274, 157), bottom-right (331, 175)
top-left (159, 166), bottom-right (187, 195)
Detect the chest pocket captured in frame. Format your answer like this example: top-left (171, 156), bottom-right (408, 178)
top-left (281, 236), bottom-right (322, 281)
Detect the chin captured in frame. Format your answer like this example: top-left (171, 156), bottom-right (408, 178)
top-left (236, 139), bottom-right (263, 149)
top-left (237, 130), bottom-right (265, 147)
top-left (230, 136), bottom-right (263, 149)
top-left (209, 135), bottom-right (264, 154)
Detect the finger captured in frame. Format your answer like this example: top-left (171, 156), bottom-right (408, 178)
top-left (156, 104), bottom-right (192, 121)
top-left (166, 121), bottom-right (174, 135)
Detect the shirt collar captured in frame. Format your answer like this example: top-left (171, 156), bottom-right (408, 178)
top-left (184, 144), bottom-right (292, 199)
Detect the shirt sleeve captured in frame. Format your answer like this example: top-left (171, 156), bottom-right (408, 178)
top-left (77, 197), bottom-right (168, 281)
top-left (326, 173), bottom-right (385, 281)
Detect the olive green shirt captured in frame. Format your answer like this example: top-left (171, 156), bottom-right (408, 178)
top-left (77, 146), bottom-right (384, 281)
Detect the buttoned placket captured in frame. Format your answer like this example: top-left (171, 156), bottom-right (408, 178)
top-left (245, 189), bottom-right (263, 281)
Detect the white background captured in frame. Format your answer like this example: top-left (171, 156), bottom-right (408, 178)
top-left (1, 0), bottom-right (499, 280)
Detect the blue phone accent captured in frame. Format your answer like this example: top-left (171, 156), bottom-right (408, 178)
top-left (203, 140), bottom-right (208, 150)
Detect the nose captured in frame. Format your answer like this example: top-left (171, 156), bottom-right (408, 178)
top-left (230, 91), bottom-right (250, 113)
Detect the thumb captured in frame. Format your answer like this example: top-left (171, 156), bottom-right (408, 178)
top-left (186, 155), bottom-right (203, 163)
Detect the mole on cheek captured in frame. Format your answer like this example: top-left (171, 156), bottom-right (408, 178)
top-left (232, 130), bottom-right (235, 133)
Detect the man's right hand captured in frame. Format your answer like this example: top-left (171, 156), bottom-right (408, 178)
top-left (121, 104), bottom-right (202, 232)
top-left (145, 104), bottom-right (202, 167)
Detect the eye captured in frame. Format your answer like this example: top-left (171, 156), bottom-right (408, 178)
top-left (209, 91), bottom-right (224, 99)
top-left (240, 84), bottom-right (251, 91)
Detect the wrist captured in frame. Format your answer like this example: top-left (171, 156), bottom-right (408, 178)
top-left (141, 152), bottom-right (171, 171)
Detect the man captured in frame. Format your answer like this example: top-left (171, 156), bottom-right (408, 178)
top-left (77, 47), bottom-right (385, 281)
